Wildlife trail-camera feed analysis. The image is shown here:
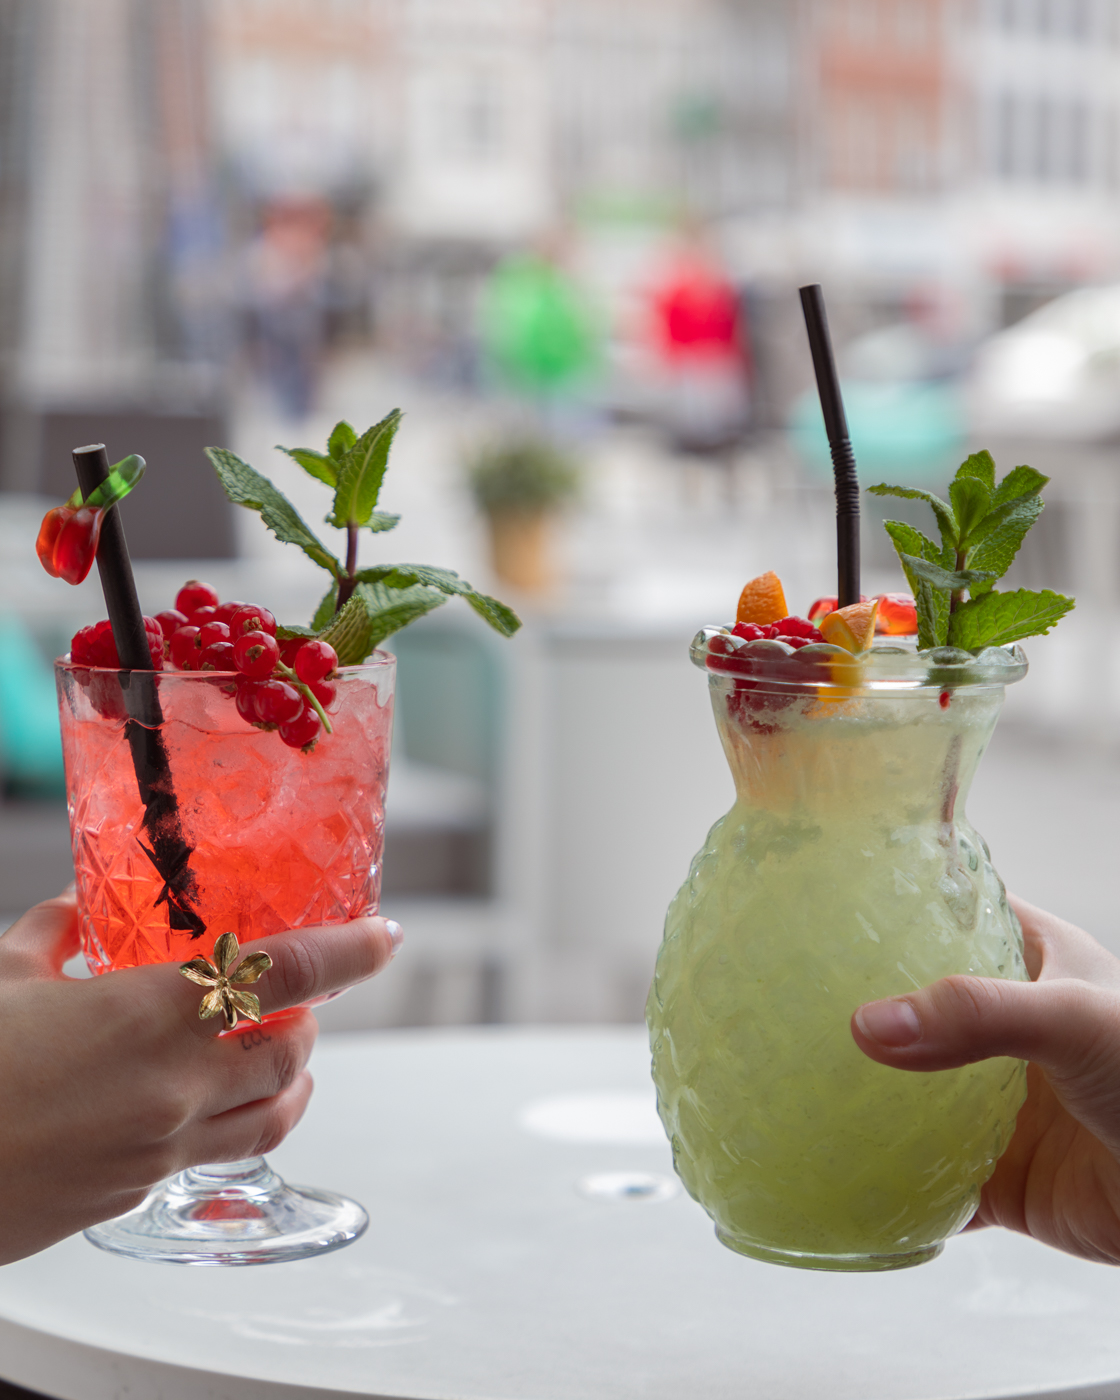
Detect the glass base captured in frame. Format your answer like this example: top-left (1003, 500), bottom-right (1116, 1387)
top-left (716, 1228), bottom-right (943, 1273)
top-left (84, 1158), bottom-right (368, 1266)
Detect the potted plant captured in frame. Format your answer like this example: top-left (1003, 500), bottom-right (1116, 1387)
top-left (467, 436), bottom-right (580, 593)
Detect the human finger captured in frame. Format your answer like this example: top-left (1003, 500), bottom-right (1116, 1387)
top-left (247, 915), bottom-right (403, 1016)
top-left (851, 975), bottom-right (1113, 1076)
top-left (191, 1010), bottom-right (317, 1118)
top-left (180, 1069), bottom-right (314, 1165)
top-left (1008, 894), bottom-right (1120, 988)
top-left (0, 891), bottom-right (80, 978)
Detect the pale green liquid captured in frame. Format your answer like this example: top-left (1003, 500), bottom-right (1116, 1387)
top-left (647, 686), bottom-right (1028, 1270)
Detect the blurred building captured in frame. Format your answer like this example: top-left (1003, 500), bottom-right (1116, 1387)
top-left (785, 0), bottom-right (1120, 329)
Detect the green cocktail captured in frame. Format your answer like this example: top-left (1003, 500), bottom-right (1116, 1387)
top-left (647, 636), bottom-right (1029, 1271)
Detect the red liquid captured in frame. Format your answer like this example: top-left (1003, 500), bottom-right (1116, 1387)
top-left (56, 661), bottom-right (394, 971)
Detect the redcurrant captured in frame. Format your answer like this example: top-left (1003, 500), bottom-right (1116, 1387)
top-left (279, 704), bottom-right (321, 750)
top-left (233, 630), bottom-right (280, 679)
top-left (155, 609), bottom-right (188, 638)
top-left (253, 680), bottom-right (303, 725)
top-left (229, 604), bottom-right (277, 638)
top-left (198, 620), bottom-right (231, 650)
top-left (175, 581), bottom-right (219, 616)
top-left (143, 617), bottom-right (165, 670)
top-left (170, 626), bottom-right (201, 669)
top-left (198, 640), bottom-right (236, 672)
top-left (294, 640), bottom-right (338, 684)
top-left (308, 678), bottom-right (336, 710)
top-left (235, 678), bottom-right (264, 724)
top-left (731, 622), bottom-right (767, 641)
top-left (214, 600), bottom-right (248, 626)
top-left (278, 637), bottom-right (305, 667)
top-left (188, 604), bottom-right (219, 628)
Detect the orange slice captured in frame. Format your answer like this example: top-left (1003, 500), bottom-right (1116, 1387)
top-left (818, 599), bottom-right (880, 654)
top-left (736, 571), bottom-right (788, 626)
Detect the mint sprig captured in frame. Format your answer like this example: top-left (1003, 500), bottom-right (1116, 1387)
top-left (870, 451), bottom-right (1074, 650)
top-left (205, 414), bottom-right (521, 660)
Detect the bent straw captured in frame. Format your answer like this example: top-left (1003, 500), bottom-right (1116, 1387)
top-left (73, 444), bottom-right (206, 937)
top-left (799, 284), bottom-right (861, 608)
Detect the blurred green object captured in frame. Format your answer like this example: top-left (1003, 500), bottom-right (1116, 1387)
top-left (789, 380), bottom-right (966, 482)
top-left (481, 252), bottom-right (599, 396)
top-left (0, 615), bottom-right (66, 797)
top-left (467, 437), bottom-right (581, 515)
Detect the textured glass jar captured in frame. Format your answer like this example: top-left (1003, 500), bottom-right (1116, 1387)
top-left (647, 634), bottom-right (1029, 1272)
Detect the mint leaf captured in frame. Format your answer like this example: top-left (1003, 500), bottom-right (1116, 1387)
top-left (328, 420), bottom-right (357, 461)
top-left (310, 582), bottom-right (339, 631)
top-left (992, 465), bottom-right (1048, 509)
top-left (276, 623), bottom-right (317, 640)
top-left (883, 521), bottom-right (950, 647)
top-left (355, 564), bottom-right (522, 638)
top-left (966, 497), bottom-right (1044, 593)
top-left (900, 554), bottom-right (997, 593)
top-left (913, 578), bottom-right (939, 651)
top-left (277, 445), bottom-right (337, 488)
top-left (948, 588), bottom-right (1075, 649)
top-left (868, 483), bottom-right (958, 551)
top-left (363, 511), bottom-right (400, 534)
top-left (329, 409), bottom-right (402, 528)
top-left (955, 450), bottom-right (996, 491)
top-left (318, 593), bottom-right (375, 666)
top-left (357, 581), bottom-right (447, 649)
top-left (949, 476), bottom-right (992, 543)
top-left (205, 447), bottom-right (343, 577)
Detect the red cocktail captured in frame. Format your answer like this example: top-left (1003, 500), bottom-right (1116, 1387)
top-left (57, 660), bottom-right (394, 975)
top-left (54, 654), bottom-right (395, 1264)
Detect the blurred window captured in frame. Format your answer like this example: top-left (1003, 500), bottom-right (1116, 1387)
top-left (439, 68), bottom-right (506, 165)
top-left (896, 0), bottom-right (931, 47)
top-left (846, 0), bottom-right (881, 46)
top-left (997, 91), bottom-right (1019, 176)
top-left (1069, 0), bottom-right (1091, 38)
top-left (1032, 96), bottom-right (1051, 181)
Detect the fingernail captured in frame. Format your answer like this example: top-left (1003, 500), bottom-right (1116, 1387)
top-left (385, 920), bottom-right (403, 957)
top-left (855, 998), bottom-right (921, 1047)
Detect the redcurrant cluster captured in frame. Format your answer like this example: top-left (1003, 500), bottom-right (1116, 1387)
top-left (69, 579), bottom-right (340, 752)
top-left (731, 616), bottom-right (824, 649)
top-left (707, 615), bottom-right (826, 734)
top-left (69, 617), bottom-right (166, 720)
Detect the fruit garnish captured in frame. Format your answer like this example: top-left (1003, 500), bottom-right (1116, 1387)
top-left (818, 599), bottom-right (880, 654)
top-left (870, 450), bottom-right (1074, 650)
top-left (736, 571), bottom-right (788, 627)
top-left (36, 455), bottom-right (145, 586)
top-left (874, 593), bottom-right (918, 635)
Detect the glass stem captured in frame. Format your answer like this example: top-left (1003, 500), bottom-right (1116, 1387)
top-left (179, 1157), bottom-right (279, 1196)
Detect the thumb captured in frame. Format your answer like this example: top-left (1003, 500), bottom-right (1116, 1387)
top-left (853, 974), bottom-right (1117, 1084)
top-left (0, 890), bottom-right (80, 979)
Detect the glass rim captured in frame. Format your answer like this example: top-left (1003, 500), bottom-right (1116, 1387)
top-left (694, 627), bottom-right (1028, 695)
top-left (55, 650), bottom-right (396, 679)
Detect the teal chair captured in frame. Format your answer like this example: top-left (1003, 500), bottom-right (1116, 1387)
top-left (0, 616), bottom-right (66, 798)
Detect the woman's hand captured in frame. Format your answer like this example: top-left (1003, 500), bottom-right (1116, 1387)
top-left (0, 891), bottom-right (401, 1266)
top-left (852, 895), bottom-right (1120, 1264)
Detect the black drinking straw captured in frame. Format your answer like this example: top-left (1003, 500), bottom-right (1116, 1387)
top-left (73, 444), bottom-right (205, 937)
top-left (799, 284), bottom-right (861, 608)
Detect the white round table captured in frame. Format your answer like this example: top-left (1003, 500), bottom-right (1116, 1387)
top-left (3, 1028), bottom-right (1120, 1400)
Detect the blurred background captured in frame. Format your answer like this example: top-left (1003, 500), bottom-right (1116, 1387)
top-left (2, 0), bottom-right (1120, 1029)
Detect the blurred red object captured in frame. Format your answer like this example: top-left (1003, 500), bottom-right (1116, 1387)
top-left (807, 593), bottom-right (917, 636)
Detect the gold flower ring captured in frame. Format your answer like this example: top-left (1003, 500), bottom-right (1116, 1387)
top-left (179, 932), bottom-right (273, 1030)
